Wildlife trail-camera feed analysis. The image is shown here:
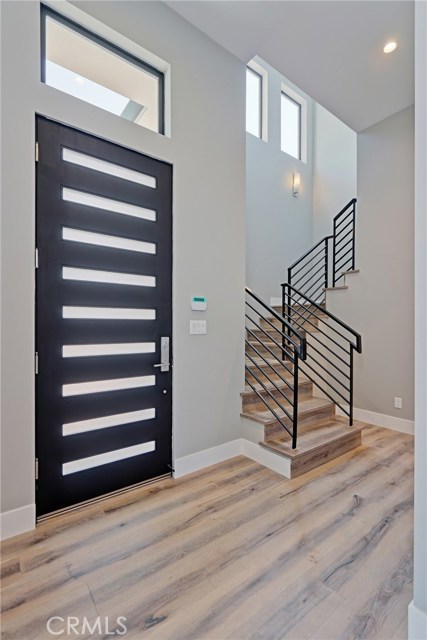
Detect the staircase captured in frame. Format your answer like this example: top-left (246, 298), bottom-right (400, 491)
top-left (243, 199), bottom-right (365, 477)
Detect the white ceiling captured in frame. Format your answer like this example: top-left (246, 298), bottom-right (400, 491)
top-left (165, 0), bottom-right (414, 132)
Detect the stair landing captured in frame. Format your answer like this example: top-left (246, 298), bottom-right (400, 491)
top-left (259, 417), bottom-right (365, 478)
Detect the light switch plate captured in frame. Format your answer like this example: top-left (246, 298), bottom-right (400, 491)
top-left (190, 320), bottom-right (207, 335)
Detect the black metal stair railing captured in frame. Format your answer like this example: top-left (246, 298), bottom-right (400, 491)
top-left (282, 283), bottom-right (362, 425)
top-left (333, 198), bottom-right (357, 286)
top-left (245, 287), bottom-right (306, 448)
top-left (287, 198), bottom-right (357, 302)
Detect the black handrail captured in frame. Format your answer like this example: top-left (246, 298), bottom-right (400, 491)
top-left (245, 288), bottom-right (307, 448)
top-left (282, 283), bottom-right (362, 425)
top-left (282, 283), bottom-right (362, 353)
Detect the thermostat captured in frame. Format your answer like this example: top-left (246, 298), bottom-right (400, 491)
top-left (191, 296), bottom-right (207, 311)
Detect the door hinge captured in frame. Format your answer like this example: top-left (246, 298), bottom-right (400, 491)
top-left (35, 352), bottom-right (39, 375)
top-left (35, 142), bottom-right (39, 163)
top-left (35, 458), bottom-right (39, 480)
top-left (35, 248), bottom-right (39, 269)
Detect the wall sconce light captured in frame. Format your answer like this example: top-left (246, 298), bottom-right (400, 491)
top-left (292, 172), bottom-right (301, 197)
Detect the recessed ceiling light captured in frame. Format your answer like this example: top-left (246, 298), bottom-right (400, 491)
top-left (383, 41), bottom-right (397, 54)
top-left (74, 75), bottom-right (85, 84)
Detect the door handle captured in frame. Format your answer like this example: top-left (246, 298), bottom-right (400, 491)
top-left (154, 337), bottom-right (170, 372)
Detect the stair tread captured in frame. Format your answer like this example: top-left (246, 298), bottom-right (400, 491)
top-left (259, 418), bottom-right (366, 459)
top-left (323, 286), bottom-right (348, 291)
top-left (242, 376), bottom-right (310, 396)
top-left (342, 269), bottom-right (360, 275)
top-left (245, 355), bottom-right (293, 368)
top-left (241, 396), bottom-right (333, 425)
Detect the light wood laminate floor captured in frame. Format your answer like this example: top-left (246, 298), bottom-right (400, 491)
top-left (1, 426), bottom-right (414, 640)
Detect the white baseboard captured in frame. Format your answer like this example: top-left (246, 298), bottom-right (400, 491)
top-left (0, 503), bottom-right (35, 540)
top-left (174, 438), bottom-right (291, 479)
top-left (269, 297), bottom-right (281, 307)
top-left (174, 440), bottom-right (242, 478)
top-left (408, 601), bottom-right (427, 640)
top-left (241, 439), bottom-right (291, 478)
top-left (336, 406), bottom-right (414, 435)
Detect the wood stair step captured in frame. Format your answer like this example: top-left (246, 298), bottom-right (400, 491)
top-left (241, 396), bottom-right (335, 439)
top-left (241, 377), bottom-right (312, 408)
top-left (259, 418), bottom-right (365, 477)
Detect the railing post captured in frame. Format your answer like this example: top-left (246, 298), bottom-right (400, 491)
top-left (332, 219), bottom-right (337, 287)
top-left (292, 354), bottom-right (299, 449)
top-left (281, 284), bottom-right (286, 361)
top-left (349, 346), bottom-right (354, 426)
top-left (324, 237), bottom-right (329, 289)
top-left (282, 283), bottom-right (291, 361)
top-left (352, 202), bottom-right (356, 271)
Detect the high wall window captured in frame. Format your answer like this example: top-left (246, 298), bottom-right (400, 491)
top-left (41, 7), bottom-right (165, 134)
top-left (246, 67), bottom-right (263, 138)
top-left (281, 92), bottom-right (302, 160)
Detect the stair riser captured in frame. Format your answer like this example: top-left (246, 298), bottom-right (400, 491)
top-left (290, 431), bottom-right (362, 477)
top-left (264, 403), bottom-right (335, 441)
top-left (245, 360), bottom-right (295, 379)
top-left (259, 429), bottom-right (362, 478)
top-left (246, 343), bottom-right (284, 359)
top-left (242, 381), bottom-right (313, 410)
top-left (248, 327), bottom-right (284, 341)
top-left (259, 317), bottom-right (320, 332)
top-left (273, 304), bottom-right (323, 316)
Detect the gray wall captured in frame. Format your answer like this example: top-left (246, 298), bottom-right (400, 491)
top-left (0, 0), bottom-right (246, 515)
top-left (411, 0), bottom-right (427, 629)
top-left (327, 106), bottom-right (414, 421)
top-left (313, 103), bottom-right (357, 242)
top-left (246, 59), bottom-right (314, 303)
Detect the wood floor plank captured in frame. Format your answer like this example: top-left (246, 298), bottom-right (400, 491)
top-left (0, 426), bottom-right (413, 640)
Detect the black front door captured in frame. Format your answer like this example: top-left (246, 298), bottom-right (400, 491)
top-left (35, 117), bottom-right (172, 516)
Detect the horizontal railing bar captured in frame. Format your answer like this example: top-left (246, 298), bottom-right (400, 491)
top-left (292, 282), bottom-right (325, 309)
top-left (299, 360), bottom-right (350, 405)
top-left (333, 198), bottom-right (357, 224)
top-left (245, 315), bottom-right (294, 359)
top-left (298, 363), bottom-right (350, 416)
top-left (301, 338), bottom-right (350, 378)
top-left (296, 272), bottom-right (325, 296)
top-left (246, 288), bottom-right (306, 358)
top-left (244, 345), bottom-right (294, 407)
top-left (292, 265), bottom-right (325, 293)
top-left (285, 301), bottom-right (354, 357)
top-left (335, 222), bottom-right (353, 240)
top-left (245, 354), bottom-right (294, 417)
top-left (334, 237), bottom-right (353, 260)
top-left (245, 302), bottom-right (298, 355)
top-left (291, 255), bottom-right (325, 287)
top-left (245, 307), bottom-right (292, 348)
top-left (334, 212), bottom-right (354, 231)
top-left (288, 236), bottom-right (332, 272)
top-left (334, 227), bottom-right (353, 249)
top-left (289, 296), bottom-right (357, 354)
top-left (244, 370), bottom-right (293, 436)
top-left (282, 284), bottom-right (362, 352)
top-left (304, 351), bottom-right (351, 393)
top-left (335, 251), bottom-right (353, 271)
top-left (245, 331), bottom-right (295, 378)
top-left (245, 346), bottom-right (295, 391)
top-left (290, 247), bottom-right (326, 280)
top-left (285, 303), bottom-right (351, 359)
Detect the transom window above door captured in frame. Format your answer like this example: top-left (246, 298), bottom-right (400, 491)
top-left (41, 6), bottom-right (165, 134)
